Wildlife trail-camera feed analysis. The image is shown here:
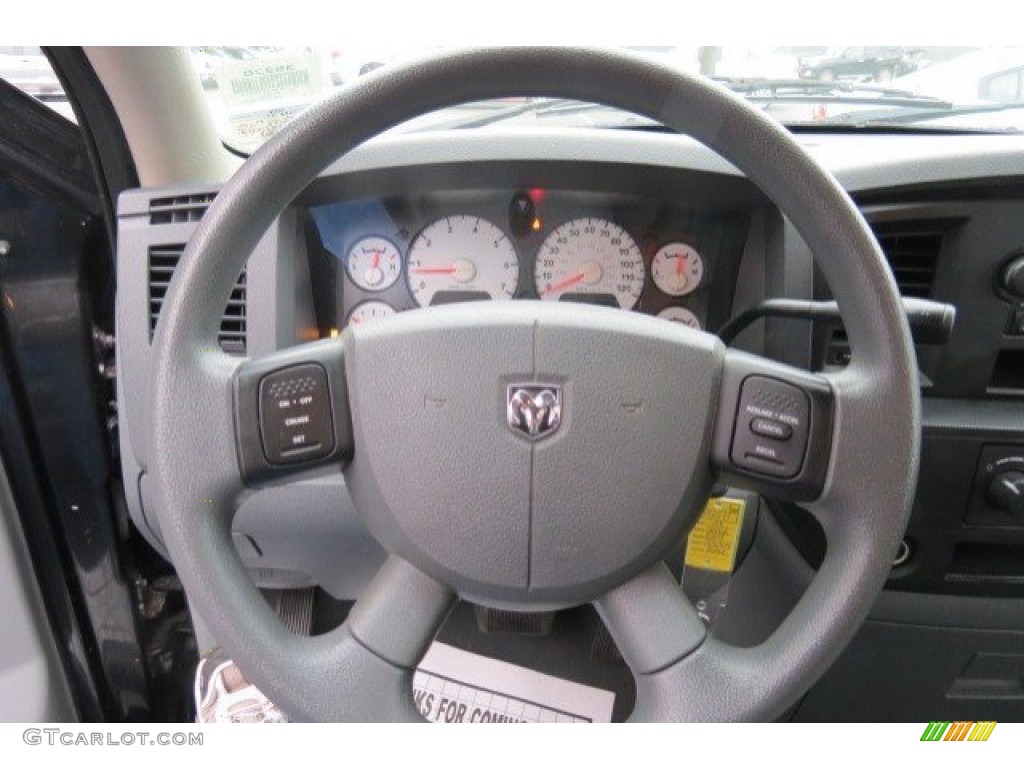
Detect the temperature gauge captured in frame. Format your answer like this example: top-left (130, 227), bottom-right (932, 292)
top-left (347, 301), bottom-right (396, 327)
top-left (652, 243), bottom-right (703, 297)
top-left (657, 306), bottom-right (701, 329)
top-left (346, 237), bottom-right (402, 292)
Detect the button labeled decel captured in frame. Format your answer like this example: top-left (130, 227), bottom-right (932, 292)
top-left (258, 364), bottom-right (335, 465)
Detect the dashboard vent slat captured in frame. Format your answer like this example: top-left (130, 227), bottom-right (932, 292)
top-left (826, 219), bottom-right (954, 369)
top-left (874, 225), bottom-right (944, 299)
top-left (148, 244), bottom-right (247, 355)
top-left (149, 192), bottom-right (216, 224)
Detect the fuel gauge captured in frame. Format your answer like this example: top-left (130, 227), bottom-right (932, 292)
top-left (657, 306), bottom-right (701, 329)
top-left (347, 301), bottom-right (396, 327)
top-left (346, 237), bottom-right (402, 292)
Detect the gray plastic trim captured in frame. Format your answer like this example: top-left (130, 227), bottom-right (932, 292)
top-left (870, 590), bottom-right (1024, 631)
top-left (317, 129), bottom-right (1024, 196)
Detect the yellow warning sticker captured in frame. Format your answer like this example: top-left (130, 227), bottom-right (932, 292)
top-left (684, 497), bottom-right (747, 573)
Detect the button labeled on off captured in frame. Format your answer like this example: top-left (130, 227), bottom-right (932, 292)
top-left (258, 363), bottom-right (335, 465)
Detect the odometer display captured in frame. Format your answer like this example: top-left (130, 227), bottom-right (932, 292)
top-left (535, 218), bottom-right (644, 309)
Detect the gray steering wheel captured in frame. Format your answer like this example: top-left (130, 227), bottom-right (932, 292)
top-left (147, 47), bottom-right (919, 721)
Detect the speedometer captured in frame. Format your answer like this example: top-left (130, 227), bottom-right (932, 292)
top-left (535, 218), bottom-right (644, 309)
top-left (407, 216), bottom-right (519, 307)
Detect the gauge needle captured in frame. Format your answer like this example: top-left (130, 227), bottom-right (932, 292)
top-left (541, 271), bottom-right (586, 296)
top-left (673, 254), bottom-right (690, 290)
top-left (371, 251), bottom-right (380, 269)
top-left (411, 266), bottom-right (458, 275)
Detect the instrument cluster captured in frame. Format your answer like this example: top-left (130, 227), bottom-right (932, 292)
top-left (309, 187), bottom-right (741, 333)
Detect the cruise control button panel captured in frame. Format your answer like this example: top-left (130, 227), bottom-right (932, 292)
top-left (259, 364), bottom-right (335, 464)
top-left (730, 376), bottom-right (810, 478)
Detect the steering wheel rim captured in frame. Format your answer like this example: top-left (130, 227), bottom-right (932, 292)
top-left (146, 47), bottom-right (919, 721)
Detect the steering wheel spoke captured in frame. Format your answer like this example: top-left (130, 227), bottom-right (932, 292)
top-left (594, 562), bottom-right (706, 675)
top-left (232, 339), bottom-right (353, 486)
top-left (212, 554), bottom-right (451, 722)
top-left (347, 555), bottom-right (455, 668)
top-left (594, 560), bottom-right (793, 721)
top-left (710, 348), bottom-right (835, 503)
top-left (284, 555), bottom-right (453, 722)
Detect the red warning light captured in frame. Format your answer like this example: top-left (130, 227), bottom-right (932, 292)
top-left (527, 188), bottom-right (547, 204)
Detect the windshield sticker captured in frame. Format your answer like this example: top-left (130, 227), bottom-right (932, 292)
top-left (228, 107), bottom-right (304, 147)
top-left (217, 54), bottom-right (324, 108)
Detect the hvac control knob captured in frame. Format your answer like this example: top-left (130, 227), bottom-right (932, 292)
top-left (1000, 256), bottom-right (1024, 299)
top-left (986, 470), bottom-right (1024, 517)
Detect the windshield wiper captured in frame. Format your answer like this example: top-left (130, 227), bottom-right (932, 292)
top-left (717, 78), bottom-right (953, 110)
top-left (423, 82), bottom-right (968, 133)
top-left (439, 82), bottom-right (953, 131)
top-left (422, 98), bottom-right (589, 130)
top-left (819, 100), bottom-right (1024, 131)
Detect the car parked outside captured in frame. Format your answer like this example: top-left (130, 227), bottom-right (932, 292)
top-left (799, 46), bottom-right (917, 82)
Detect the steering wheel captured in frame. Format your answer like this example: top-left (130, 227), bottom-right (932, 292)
top-left (147, 47), bottom-right (919, 721)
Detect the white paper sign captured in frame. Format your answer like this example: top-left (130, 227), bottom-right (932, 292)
top-left (412, 642), bottom-right (615, 723)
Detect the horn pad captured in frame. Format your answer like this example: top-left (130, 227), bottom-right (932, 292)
top-left (342, 301), bottom-right (724, 610)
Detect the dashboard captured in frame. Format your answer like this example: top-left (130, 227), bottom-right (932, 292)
top-left (292, 158), bottom-right (768, 344)
top-left (312, 186), bottom-right (749, 332)
top-left (115, 128), bottom-right (1024, 721)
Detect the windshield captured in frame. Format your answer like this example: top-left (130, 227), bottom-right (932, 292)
top-left (189, 46), bottom-right (1024, 152)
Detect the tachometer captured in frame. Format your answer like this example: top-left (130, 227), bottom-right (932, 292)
top-left (535, 218), bottom-right (644, 309)
top-left (407, 216), bottom-right (519, 307)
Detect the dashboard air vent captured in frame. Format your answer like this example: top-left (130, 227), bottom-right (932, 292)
top-left (149, 192), bottom-right (216, 224)
top-left (826, 219), bottom-right (955, 369)
top-left (148, 244), bottom-right (247, 355)
top-left (873, 223), bottom-right (944, 298)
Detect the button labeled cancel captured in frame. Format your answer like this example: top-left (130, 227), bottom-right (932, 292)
top-left (750, 417), bottom-right (793, 441)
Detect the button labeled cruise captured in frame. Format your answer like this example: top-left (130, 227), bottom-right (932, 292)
top-left (258, 364), bottom-right (335, 464)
